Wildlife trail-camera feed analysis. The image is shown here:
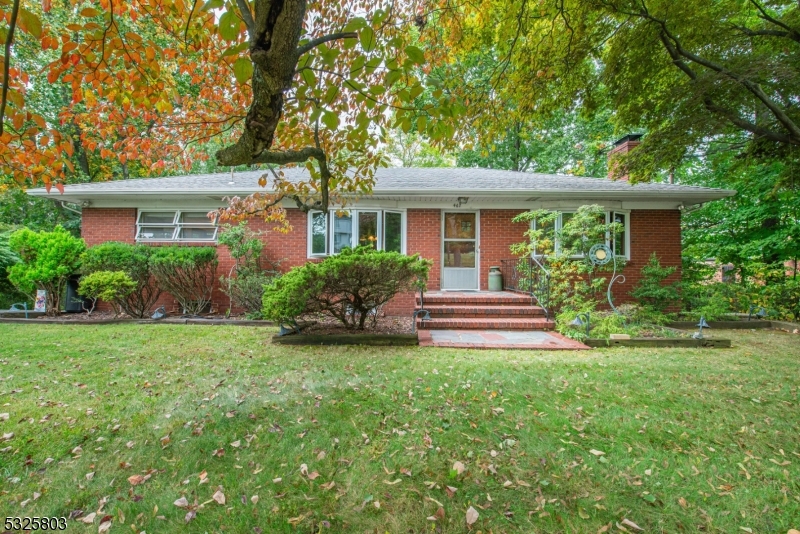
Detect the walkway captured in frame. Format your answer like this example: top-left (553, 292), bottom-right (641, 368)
top-left (417, 329), bottom-right (589, 350)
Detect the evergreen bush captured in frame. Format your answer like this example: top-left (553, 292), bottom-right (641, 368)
top-left (263, 246), bottom-right (430, 329)
top-left (81, 242), bottom-right (161, 317)
top-left (149, 246), bottom-right (218, 315)
top-left (78, 271), bottom-right (137, 316)
top-left (7, 226), bottom-right (85, 315)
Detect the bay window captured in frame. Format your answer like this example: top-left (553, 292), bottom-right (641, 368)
top-left (530, 210), bottom-right (630, 259)
top-left (308, 209), bottom-right (405, 256)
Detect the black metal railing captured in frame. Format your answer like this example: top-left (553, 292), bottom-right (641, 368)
top-left (499, 257), bottom-right (551, 319)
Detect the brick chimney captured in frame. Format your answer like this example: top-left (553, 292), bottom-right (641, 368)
top-left (607, 134), bottom-right (642, 181)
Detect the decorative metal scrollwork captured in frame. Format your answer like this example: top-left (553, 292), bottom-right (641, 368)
top-left (589, 243), bottom-right (625, 314)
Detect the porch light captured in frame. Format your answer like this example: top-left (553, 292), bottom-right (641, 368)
top-left (693, 316), bottom-right (710, 339)
top-left (570, 312), bottom-right (591, 337)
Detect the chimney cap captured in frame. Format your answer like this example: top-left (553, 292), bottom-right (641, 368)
top-left (614, 134), bottom-right (643, 146)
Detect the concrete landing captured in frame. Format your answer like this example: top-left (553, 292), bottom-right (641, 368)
top-left (417, 329), bottom-right (589, 350)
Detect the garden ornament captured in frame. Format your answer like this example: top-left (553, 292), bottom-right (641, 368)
top-left (693, 316), bottom-right (710, 339)
top-left (589, 243), bottom-right (625, 314)
top-left (570, 312), bottom-right (591, 337)
top-left (747, 305), bottom-right (767, 321)
top-left (151, 306), bottom-right (167, 320)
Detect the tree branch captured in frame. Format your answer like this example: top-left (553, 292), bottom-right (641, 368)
top-left (640, 6), bottom-right (800, 143)
top-left (295, 31), bottom-right (357, 57)
top-left (236, 0), bottom-right (256, 39)
top-left (748, 0), bottom-right (800, 40)
top-left (0, 0), bottom-right (21, 136)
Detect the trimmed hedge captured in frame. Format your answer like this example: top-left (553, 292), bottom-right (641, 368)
top-left (81, 242), bottom-right (161, 318)
top-left (149, 246), bottom-right (218, 316)
top-left (263, 246), bottom-right (430, 330)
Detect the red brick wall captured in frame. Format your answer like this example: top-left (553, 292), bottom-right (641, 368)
top-left (615, 209), bottom-right (682, 305)
top-left (80, 207), bottom-right (682, 316)
top-left (81, 208), bottom-right (137, 246)
top-left (479, 209), bottom-right (529, 290)
top-left (383, 209), bottom-right (442, 315)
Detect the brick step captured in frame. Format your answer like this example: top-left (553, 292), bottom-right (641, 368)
top-left (417, 292), bottom-right (533, 306)
top-left (417, 305), bottom-right (546, 318)
top-left (416, 317), bottom-right (555, 330)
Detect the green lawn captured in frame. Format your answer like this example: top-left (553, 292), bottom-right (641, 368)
top-left (1, 325), bottom-right (798, 533)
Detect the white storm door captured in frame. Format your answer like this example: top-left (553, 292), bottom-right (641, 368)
top-left (441, 211), bottom-right (479, 289)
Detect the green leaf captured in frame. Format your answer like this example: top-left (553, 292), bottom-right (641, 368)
top-left (222, 42), bottom-right (249, 58)
top-left (322, 111), bottom-right (340, 130)
top-left (360, 27), bottom-right (375, 53)
top-left (301, 69), bottom-right (317, 87)
top-left (233, 57), bottom-right (253, 84)
top-left (343, 17), bottom-right (367, 33)
top-left (18, 8), bottom-right (43, 38)
top-left (405, 45), bottom-right (425, 65)
top-left (201, 0), bottom-right (224, 10)
top-left (218, 10), bottom-right (240, 41)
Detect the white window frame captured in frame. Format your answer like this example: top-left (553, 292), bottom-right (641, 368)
top-left (531, 210), bottom-right (630, 260)
top-left (307, 209), bottom-right (406, 258)
top-left (136, 209), bottom-right (219, 243)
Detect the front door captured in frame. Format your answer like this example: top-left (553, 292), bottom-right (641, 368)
top-left (441, 211), bottom-right (479, 290)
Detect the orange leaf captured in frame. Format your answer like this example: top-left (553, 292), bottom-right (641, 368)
top-left (55, 183), bottom-right (64, 194)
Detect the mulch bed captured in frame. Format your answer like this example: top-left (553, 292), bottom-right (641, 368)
top-left (297, 314), bottom-right (413, 335)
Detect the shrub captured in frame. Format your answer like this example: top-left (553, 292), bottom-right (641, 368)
top-left (263, 246), bottom-right (431, 329)
top-left (7, 226), bottom-right (85, 315)
top-left (218, 223), bottom-right (279, 318)
top-left (149, 246), bottom-right (218, 315)
top-left (0, 225), bottom-right (24, 309)
top-left (512, 205), bottom-right (625, 315)
top-left (764, 277), bottom-right (800, 321)
top-left (630, 253), bottom-right (681, 312)
top-left (78, 271), bottom-right (137, 316)
top-left (81, 242), bottom-right (161, 318)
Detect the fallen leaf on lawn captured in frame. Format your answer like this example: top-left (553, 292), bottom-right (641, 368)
top-left (184, 510), bottom-right (196, 523)
top-left (98, 518), bottom-right (112, 533)
top-left (503, 480), bottom-right (513, 488)
top-left (0, 413), bottom-right (8, 421)
top-left (33, 492), bottom-right (41, 500)
top-left (453, 461), bottom-right (465, 474)
top-left (445, 485), bottom-right (458, 497)
top-left (44, 457), bottom-right (53, 464)
top-left (85, 472), bottom-right (95, 480)
top-left (320, 481), bottom-right (335, 490)
top-left (198, 470), bottom-right (208, 482)
top-left (491, 407), bottom-right (504, 415)
top-left (678, 497), bottom-right (688, 508)
top-left (174, 497), bottom-right (189, 508)
top-left (126, 441), bottom-right (134, 449)
top-left (621, 518), bottom-right (644, 531)
top-left (251, 495), bottom-right (259, 504)
top-left (230, 440), bottom-right (241, 448)
top-left (128, 475), bottom-right (145, 486)
top-left (597, 523), bottom-right (611, 533)
top-left (384, 479), bottom-right (402, 485)
top-left (212, 489), bottom-right (226, 505)
top-left (287, 514), bottom-right (306, 526)
top-left (436, 507), bottom-right (445, 520)
top-left (2, 432), bottom-right (14, 441)
top-left (740, 528), bottom-right (753, 533)
top-left (787, 530), bottom-right (800, 534)
top-left (272, 477), bottom-right (282, 483)
top-left (316, 450), bottom-right (326, 460)
top-left (307, 471), bottom-right (320, 480)
top-left (400, 468), bottom-right (412, 476)
top-left (770, 458), bottom-right (791, 466)
top-left (589, 449), bottom-right (605, 456)
top-left (79, 513), bottom-right (97, 524)
top-left (579, 508), bottom-right (590, 519)
top-left (516, 480), bottom-right (531, 487)
top-left (213, 448), bottom-right (224, 457)
top-left (300, 463), bottom-right (309, 475)
top-left (466, 506), bottom-right (479, 526)
top-left (160, 435), bottom-right (171, 447)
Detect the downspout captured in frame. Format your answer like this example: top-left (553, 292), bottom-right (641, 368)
top-left (57, 200), bottom-right (83, 216)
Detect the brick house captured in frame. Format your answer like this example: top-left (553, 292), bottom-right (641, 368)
top-left (28, 138), bottom-right (734, 319)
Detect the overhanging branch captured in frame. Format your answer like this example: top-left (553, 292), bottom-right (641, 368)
top-left (295, 31), bottom-right (357, 57)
